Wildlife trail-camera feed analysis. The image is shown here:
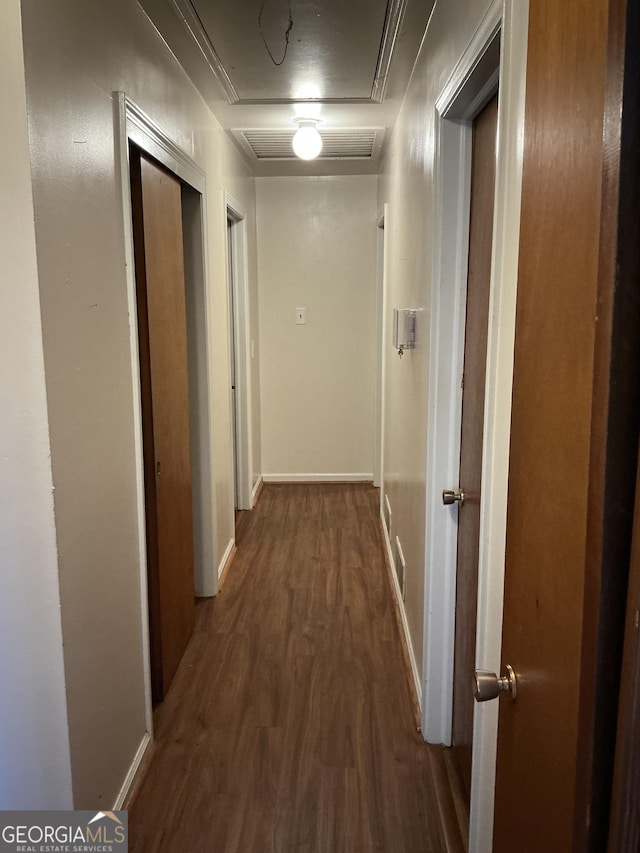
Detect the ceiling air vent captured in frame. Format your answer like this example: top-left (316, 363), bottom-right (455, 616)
top-left (233, 127), bottom-right (385, 161)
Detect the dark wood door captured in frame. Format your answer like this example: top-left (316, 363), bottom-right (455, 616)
top-left (492, 0), bottom-right (610, 848)
top-left (451, 93), bottom-right (498, 799)
top-left (130, 148), bottom-right (195, 702)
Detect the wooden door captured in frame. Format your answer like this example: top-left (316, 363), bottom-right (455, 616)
top-left (130, 148), bottom-right (195, 703)
top-left (491, 0), bottom-right (610, 848)
top-left (451, 94), bottom-right (498, 799)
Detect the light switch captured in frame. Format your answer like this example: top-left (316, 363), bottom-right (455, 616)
top-left (295, 307), bottom-right (306, 325)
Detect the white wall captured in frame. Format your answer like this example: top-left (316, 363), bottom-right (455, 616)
top-left (0, 0), bottom-right (73, 809)
top-left (257, 176), bottom-right (378, 479)
top-left (19, 0), bottom-right (259, 808)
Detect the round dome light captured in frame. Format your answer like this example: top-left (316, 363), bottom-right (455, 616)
top-left (292, 121), bottom-right (322, 160)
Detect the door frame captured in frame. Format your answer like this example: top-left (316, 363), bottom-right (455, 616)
top-left (374, 206), bottom-right (388, 491)
top-left (421, 1), bottom-right (529, 847)
top-left (115, 93), bottom-right (216, 739)
top-left (224, 193), bottom-right (254, 512)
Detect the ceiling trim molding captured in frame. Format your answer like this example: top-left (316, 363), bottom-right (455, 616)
top-left (169, 0), bottom-right (240, 103)
top-left (371, 0), bottom-right (409, 103)
top-left (219, 97), bottom-right (378, 107)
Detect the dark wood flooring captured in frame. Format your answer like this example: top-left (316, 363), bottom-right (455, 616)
top-left (129, 483), bottom-right (466, 852)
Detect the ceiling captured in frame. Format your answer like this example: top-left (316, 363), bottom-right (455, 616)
top-left (137, 0), bottom-right (435, 176)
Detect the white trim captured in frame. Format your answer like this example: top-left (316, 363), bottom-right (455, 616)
top-left (424, 2), bottom-right (503, 742)
top-left (381, 509), bottom-right (422, 708)
top-left (114, 91), bottom-right (217, 735)
top-left (435, 0), bottom-right (502, 119)
top-left (114, 93), bottom-right (154, 737)
top-left (420, 1), bottom-right (528, 850)
top-left (169, 0), bottom-right (240, 104)
top-left (217, 537), bottom-right (236, 579)
top-left (124, 96), bottom-right (205, 192)
top-left (470, 2), bottom-right (529, 850)
top-left (370, 0), bottom-right (410, 103)
top-left (251, 474), bottom-right (263, 503)
top-left (112, 732), bottom-right (152, 810)
top-left (225, 193), bottom-right (254, 512)
top-left (263, 473), bottom-right (374, 483)
top-left (374, 206), bottom-right (389, 491)
top-left (423, 87), bottom-right (473, 747)
top-left (424, 0), bottom-right (503, 746)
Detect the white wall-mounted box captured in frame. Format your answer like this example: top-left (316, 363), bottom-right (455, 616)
top-left (393, 308), bottom-right (417, 352)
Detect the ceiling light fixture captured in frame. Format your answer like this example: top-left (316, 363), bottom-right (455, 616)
top-left (292, 118), bottom-right (322, 160)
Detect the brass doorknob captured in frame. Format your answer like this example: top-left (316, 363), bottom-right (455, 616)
top-left (474, 665), bottom-right (517, 702)
top-left (442, 489), bottom-right (465, 506)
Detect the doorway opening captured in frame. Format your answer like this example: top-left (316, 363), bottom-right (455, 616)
top-left (450, 90), bottom-right (499, 803)
top-left (421, 1), bottom-right (529, 848)
top-left (116, 93), bottom-right (217, 737)
top-left (129, 145), bottom-right (196, 705)
top-left (227, 216), bottom-right (239, 511)
top-left (225, 195), bottom-right (254, 520)
top-left (374, 208), bottom-right (388, 494)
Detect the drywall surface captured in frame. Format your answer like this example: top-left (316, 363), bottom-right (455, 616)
top-left (0, 0), bottom-right (73, 809)
top-left (20, 0), bottom-right (258, 807)
top-left (257, 175), bottom-right (377, 478)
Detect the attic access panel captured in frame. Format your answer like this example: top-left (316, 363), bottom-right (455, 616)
top-left (176, 0), bottom-right (405, 102)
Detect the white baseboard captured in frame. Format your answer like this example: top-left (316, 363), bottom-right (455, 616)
top-left (251, 475), bottom-right (263, 503)
top-left (262, 473), bottom-right (374, 483)
top-left (217, 537), bottom-right (236, 579)
top-left (113, 731), bottom-right (152, 810)
top-left (380, 509), bottom-right (423, 710)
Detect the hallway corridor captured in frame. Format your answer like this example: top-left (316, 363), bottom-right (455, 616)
top-left (129, 484), bottom-right (464, 852)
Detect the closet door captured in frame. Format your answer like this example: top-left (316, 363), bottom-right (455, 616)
top-left (131, 148), bottom-right (195, 702)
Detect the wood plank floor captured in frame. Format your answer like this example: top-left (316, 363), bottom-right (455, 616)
top-left (129, 483), bottom-right (466, 852)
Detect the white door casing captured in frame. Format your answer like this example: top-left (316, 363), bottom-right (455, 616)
top-left (374, 207), bottom-right (388, 491)
top-left (114, 92), bottom-right (216, 781)
top-left (225, 193), bottom-right (254, 513)
top-left (421, 1), bottom-right (529, 849)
